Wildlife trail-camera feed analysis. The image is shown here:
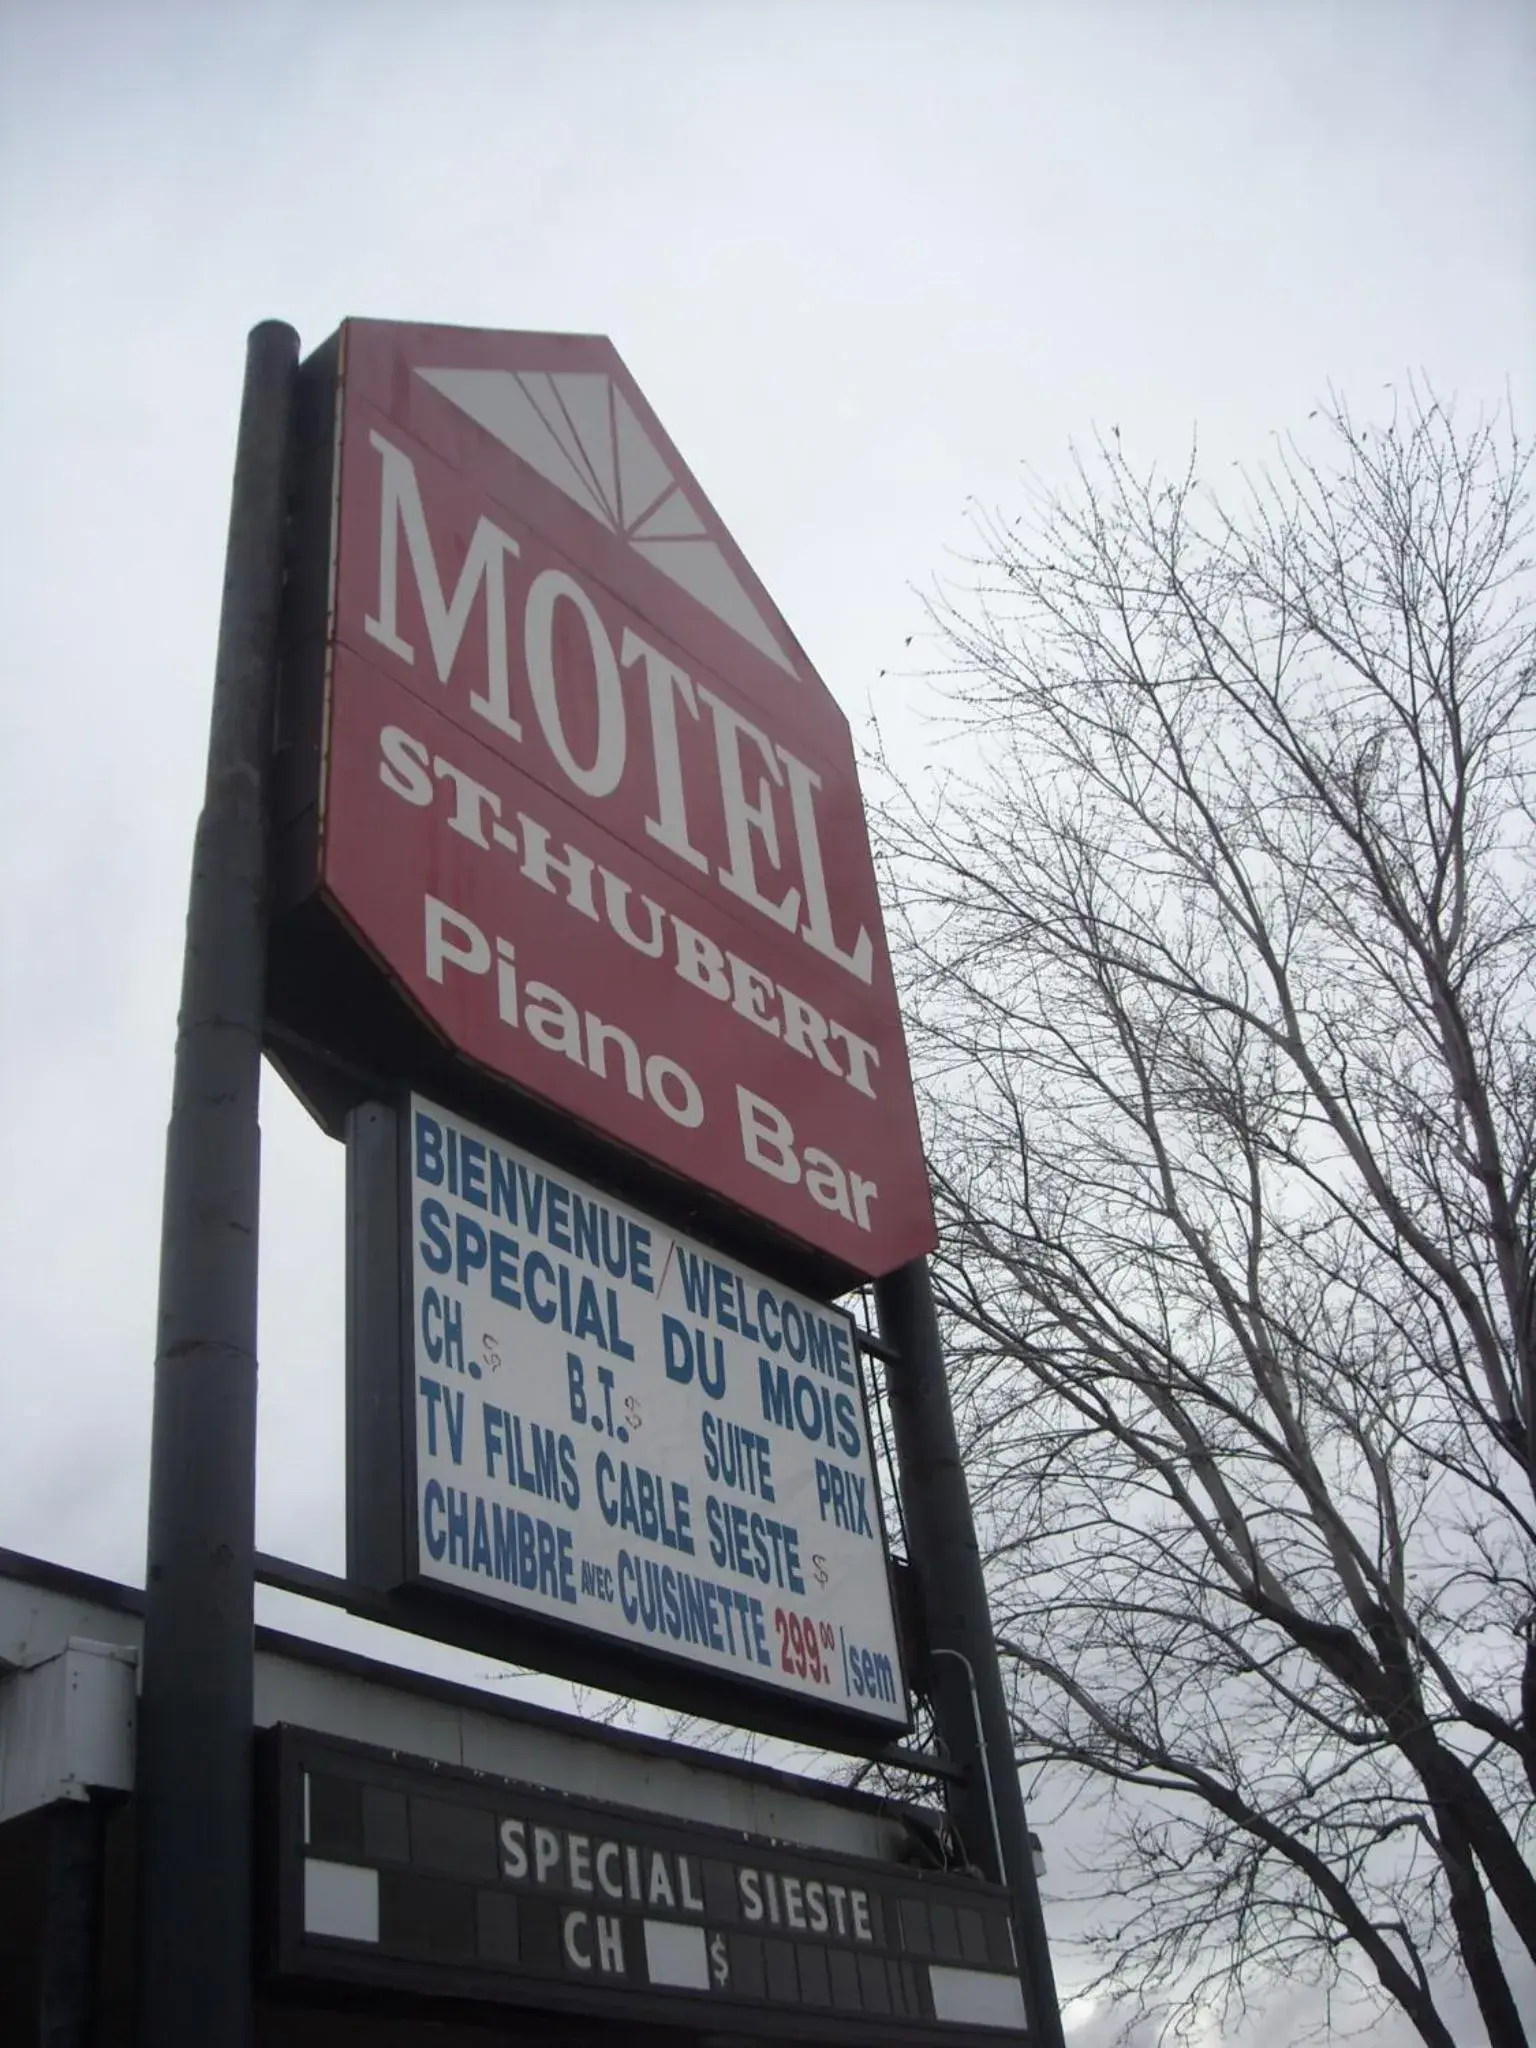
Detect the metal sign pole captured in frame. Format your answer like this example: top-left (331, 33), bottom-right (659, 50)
top-left (875, 1257), bottom-right (1066, 2048)
top-left (137, 319), bottom-right (297, 2048)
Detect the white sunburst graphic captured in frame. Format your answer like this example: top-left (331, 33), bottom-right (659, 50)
top-left (416, 365), bottom-right (797, 676)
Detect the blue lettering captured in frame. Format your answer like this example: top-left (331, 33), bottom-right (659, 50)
top-left (525, 1252), bottom-right (557, 1323)
top-left (829, 1322), bottom-right (854, 1385)
top-left (483, 1404), bottom-right (505, 1480)
top-left (805, 1316), bottom-right (835, 1379)
top-left (759, 1359), bottom-right (794, 1432)
top-left (793, 1374), bottom-right (824, 1440)
top-left (419, 1377), bottom-right (465, 1463)
top-left (558, 1434), bottom-right (580, 1511)
top-left (606, 1287), bottom-right (634, 1361)
top-left (459, 1136), bottom-right (487, 1208)
top-left (489, 1148), bottom-right (517, 1222)
top-left (835, 1391), bottom-right (861, 1461)
top-left (677, 1248), bottom-right (711, 1317)
top-left (596, 1450), bottom-right (617, 1526)
top-left (419, 1375), bottom-right (444, 1452)
top-left (629, 1226), bottom-right (653, 1293)
top-left (701, 1579), bottom-right (724, 1652)
top-left (663, 1316), bottom-right (695, 1384)
top-left (572, 1193), bottom-right (600, 1266)
top-left (699, 1332), bottom-right (726, 1401)
top-left (446, 1485), bottom-right (470, 1567)
top-left (626, 1220), bottom-right (651, 1286)
top-left (757, 1290), bottom-right (782, 1351)
top-left (574, 1277), bottom-right (606, 1346)
top-left (484, 1502), bottom-right (577, 1605)
top-left (847, 1642), bottom-right (897, 1705)
top-left (421, 1289), bottom-right (443, 1365)
top-left (442, 1291), bottom-right (467, 1375)
top-left (531, 1423), bottom-right (560, 1501)
top-left (489, 1231), bottom-right (521, 1307)
top-left (492, 1501), bottom-right (516, 1580)
top-left (516, 1162), bottom-right (546, 1238)
top-left (710, 1263), bottom-right (739, 1332)
top-left (566, 1351), bottom-right (588, 1424)
top-left (414, 1112), bottom-right (444, 1187)
top-left (734, 1274), bottom-right (761, 1342)
top-left (454, 1213), bottom-right (488, 1285)
top-left (418, 1198), bottom-right (451, 1274)
top-left (417, 1123), bottom-right (655, 1310)
top-left (442, 1386), bottom-right (465, 1463)
top-left (423, 1479), bottom-right (447, 1559)
top-left (615, 1550), bottom-right (766, 1665)
top-left (598, 1204), bottom-right (627, 1280)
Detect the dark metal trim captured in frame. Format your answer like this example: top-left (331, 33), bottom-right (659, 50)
top-left (852, 1327), bottom-right (902, 1368)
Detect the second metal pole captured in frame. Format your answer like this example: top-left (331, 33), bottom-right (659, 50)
top-left (137, 319), bottom-right (297, 2048)
top-left (876, 1256), bottom-right (1065, 2048)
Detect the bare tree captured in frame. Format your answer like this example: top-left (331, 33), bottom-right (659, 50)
top-left (874, 389), bottom-right (1536, 2047)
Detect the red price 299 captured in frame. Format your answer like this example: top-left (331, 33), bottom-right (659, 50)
top-left (773, 1608), bottom-right (837, 1684)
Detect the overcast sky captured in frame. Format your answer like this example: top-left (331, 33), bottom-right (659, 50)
top-left (2, 2), bottom-right (1532, 2040)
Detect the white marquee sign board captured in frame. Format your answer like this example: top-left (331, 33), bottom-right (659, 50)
top-left (404, 1095), bottom-right (906, 1728)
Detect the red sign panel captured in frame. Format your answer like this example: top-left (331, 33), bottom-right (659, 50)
top-left (320, 322), bottom-right (935, 1279)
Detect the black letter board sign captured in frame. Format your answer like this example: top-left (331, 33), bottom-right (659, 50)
top-left (262, 1726), bottom-right (1029, 2041)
